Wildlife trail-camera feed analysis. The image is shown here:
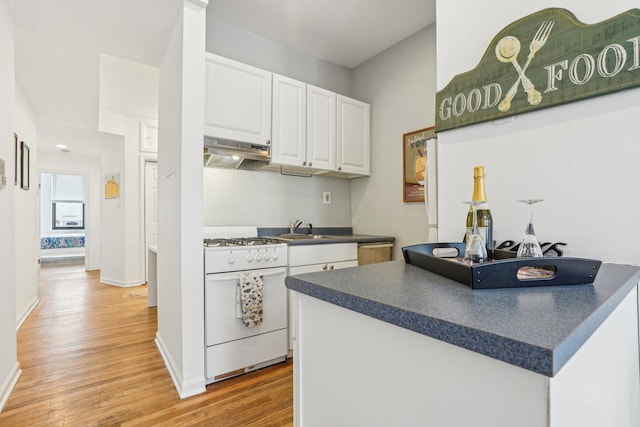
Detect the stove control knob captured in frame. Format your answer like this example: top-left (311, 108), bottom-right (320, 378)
top-left (272, 252), bottom-right (279, 261)
top-left (255, 253), bottom-right (263, 262)
top-left (264, 252), bottom-right (271, 261)
top-left (228, 256), bottom-right (235, 265)
top-left (246, 254), bottom-right (254, 263)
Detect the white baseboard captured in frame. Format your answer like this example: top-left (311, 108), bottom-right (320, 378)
top-left (99, 276), bottom-right (143, 288)
top-left (16, 297), bottom-right (39, 330)
top-left (155, 333), bottom-right (205, 399)
top-left (0, 362), bottom-right (21, 413)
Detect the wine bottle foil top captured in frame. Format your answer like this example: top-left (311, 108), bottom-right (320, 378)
top-left (473, 166), bottom-right (485, 177)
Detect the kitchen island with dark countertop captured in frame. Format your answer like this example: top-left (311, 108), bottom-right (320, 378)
top-left (286, 260), bottom-right (640, 426)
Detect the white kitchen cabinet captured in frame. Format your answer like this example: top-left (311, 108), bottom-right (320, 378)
top-left (287, 243), bottom-right (358, 350)
top-left (204, 53), bottom-right (272, 146)
top-left (271, 76), bottom-right (336, 171)
top-left (271, 74), bottom-right (307, 166)
top-left (337, 94), bottom-right (371, 176)
top-left (305, 85), bottom-right (336, 170)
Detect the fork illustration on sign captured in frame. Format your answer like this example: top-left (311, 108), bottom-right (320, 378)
top-left (496, 20), bottom-right (555, 112)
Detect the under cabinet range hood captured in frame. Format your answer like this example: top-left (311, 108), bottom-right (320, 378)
top-left (203, 136), bottom-right (270, 170)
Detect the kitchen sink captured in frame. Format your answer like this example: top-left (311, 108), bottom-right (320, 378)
top-left (273, 234), bottom-right (344, 241)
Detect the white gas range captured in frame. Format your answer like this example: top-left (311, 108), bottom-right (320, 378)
top-left (203, 227), bottom-right (288, 383)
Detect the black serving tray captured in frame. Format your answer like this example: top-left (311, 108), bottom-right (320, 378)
top-left (402, 242), bottom-right (601, 290)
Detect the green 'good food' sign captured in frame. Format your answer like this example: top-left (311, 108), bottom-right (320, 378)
top-left (435, 8), bottom-right (640, 132)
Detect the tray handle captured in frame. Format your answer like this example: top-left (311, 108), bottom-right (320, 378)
top-left (474, 257), bottom-right (601, 289)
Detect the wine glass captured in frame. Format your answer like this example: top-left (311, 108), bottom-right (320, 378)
top-left (464, 201), bottom-right (487, 264)
top-left (516, 199), bottom-right (544, 258)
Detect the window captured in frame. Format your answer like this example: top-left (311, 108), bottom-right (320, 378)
top-left (52, 201), bottom-right (85, 230)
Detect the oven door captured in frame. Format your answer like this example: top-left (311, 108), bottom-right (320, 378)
top-left (205, 266), bottom-right (287, 346)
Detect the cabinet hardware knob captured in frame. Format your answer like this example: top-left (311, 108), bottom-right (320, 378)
top-left (266, 140), bottom-right (271, 145)
top-left (338, 166), bottom-right (342, 171)
top-left (329, 265), bottom-right (334, 270)
top-left (309, 162), bottom-right (312, 166)
top-left (303, 161), bottom-right (307, 166)
top-left (322, 264), bottom-right (328, 270)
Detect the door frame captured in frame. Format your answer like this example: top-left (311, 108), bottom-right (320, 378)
top-left (139, 155), bottom-right (158, 283)
top-left (37, 170), bottom-right (90, 270)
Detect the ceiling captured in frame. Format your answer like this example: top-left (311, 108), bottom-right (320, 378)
top-left (12, 0), bottom-right (435, 155)
top-left (207, 0), bottom-right (436, 69)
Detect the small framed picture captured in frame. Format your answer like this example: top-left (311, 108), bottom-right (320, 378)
top-left (14, 133), bottom-right (18, 186)
top-left (402, 127), bottom-right (435, 202)
top-left (20, 141), bottom-right (30, 191)
top-left (104, 173), bottom-right (120, 199)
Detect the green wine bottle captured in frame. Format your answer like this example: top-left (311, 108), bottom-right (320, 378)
top-left (466, 166), bottom-right (494, 258)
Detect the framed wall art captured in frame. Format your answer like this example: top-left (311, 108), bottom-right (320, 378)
top-left (14, 133), bottom-right (18, 186)
top-left (403, 127), bottom-right (436, 202)
top-left (20, 140), bottom-right (30, 191)
top-left (104, 173), bottom-right (120, 199)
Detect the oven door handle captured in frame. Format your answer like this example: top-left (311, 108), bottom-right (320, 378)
top-left (205, 267), bottom-right (285, 283)
top-left (256, 268), bottom-right (286, 279)
top-left (233, 267), bottom-right (285, 319)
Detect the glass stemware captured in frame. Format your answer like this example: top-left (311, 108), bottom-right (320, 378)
top-left (516, 199), bottom-right (544, 258)
top-left (464, 201), bottom-right (487, 264)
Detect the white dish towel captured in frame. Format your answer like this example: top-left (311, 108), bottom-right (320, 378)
top-left (237, 272), bottom-right (264, 327)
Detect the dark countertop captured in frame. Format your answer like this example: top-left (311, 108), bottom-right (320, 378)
top-left (258, 227), bottom-right (395, 246)
top-left (285, 259), bottom-right (640, 376)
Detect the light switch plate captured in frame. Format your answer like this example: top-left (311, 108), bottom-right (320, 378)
top-left (323, 191), bottom-right (331, 205)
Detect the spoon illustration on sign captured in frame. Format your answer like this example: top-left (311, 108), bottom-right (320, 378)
top-left (495, 21), bottom-right (555, 111)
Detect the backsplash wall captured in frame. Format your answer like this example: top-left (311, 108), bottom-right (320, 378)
top-left (203, 167), bottom-right (352, 228)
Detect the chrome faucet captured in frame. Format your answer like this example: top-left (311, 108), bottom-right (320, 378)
top-left (290, 219), bottom-right (313, 235)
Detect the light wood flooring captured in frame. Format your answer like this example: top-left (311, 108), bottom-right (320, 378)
top-left (0, 261), bottom-right (293, 426)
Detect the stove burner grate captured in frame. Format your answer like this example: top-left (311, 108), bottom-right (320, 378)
top-left (204, 237), bottom-right (282, 247)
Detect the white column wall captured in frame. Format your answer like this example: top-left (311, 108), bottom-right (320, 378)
top-left (99, 138), bottom-right (126, 285)
top-left (156, 0), bottom-right (206, 399)
top-left (0, 0), bottom-right (20, 412)
top-left (14, 87), bottom-right (39, 329)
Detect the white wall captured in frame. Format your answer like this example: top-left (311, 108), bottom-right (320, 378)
top-left (203, 168), bottom-right (351, 227)
top-left (99, 54), bottom-right (159, 121)
top-left (0, 0), bottom-right (20, 411)
top-left (436, 1), bottom-right (640, 265)
top-left (350, 26), bottom-right (437, 259)
top-left (156, 0), bottom-right (206, 399)
top-left (97, 54), bottom-right (160, 287)
top-left (14, 87), bottom-right (39, 329)
top-left (99, 138), bottom-right (127, 285)
top-left (39, 148), bottom-right (102, 270)
top-left (206, 19), bottom-right (352, 96)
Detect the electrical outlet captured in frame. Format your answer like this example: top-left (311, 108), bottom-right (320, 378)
top-left (323, 191), bottom-right (331, 205)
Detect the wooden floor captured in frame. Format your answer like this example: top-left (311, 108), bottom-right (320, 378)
top-left (0, 261), bottom-right (293, 426)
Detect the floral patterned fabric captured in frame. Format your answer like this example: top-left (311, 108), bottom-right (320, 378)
top-left (40, 236), bottom-right (85, 249)
top-left (238, 272), bottom-right (264, 327)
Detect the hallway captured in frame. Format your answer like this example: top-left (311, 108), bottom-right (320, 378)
top-left (0, 261), bottom-right (293, 426)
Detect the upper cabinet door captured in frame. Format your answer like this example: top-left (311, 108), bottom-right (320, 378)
top-left (272, 74), bottom-right (307, 166)
top-left (336, 95), bottom-right (371, 176)
top-left (306, 85), bottom-right (336, 171)
top-left (204, 54), bottom-right (272, 146)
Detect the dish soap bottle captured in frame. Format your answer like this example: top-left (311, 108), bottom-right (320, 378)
top-left (466, 166), bottom-right (493, 258)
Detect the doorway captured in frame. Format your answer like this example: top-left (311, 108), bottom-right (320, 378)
top-left (39, 172), bottom-right (88, 268)
top-left (144, 161), bottom-right (158, 283)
